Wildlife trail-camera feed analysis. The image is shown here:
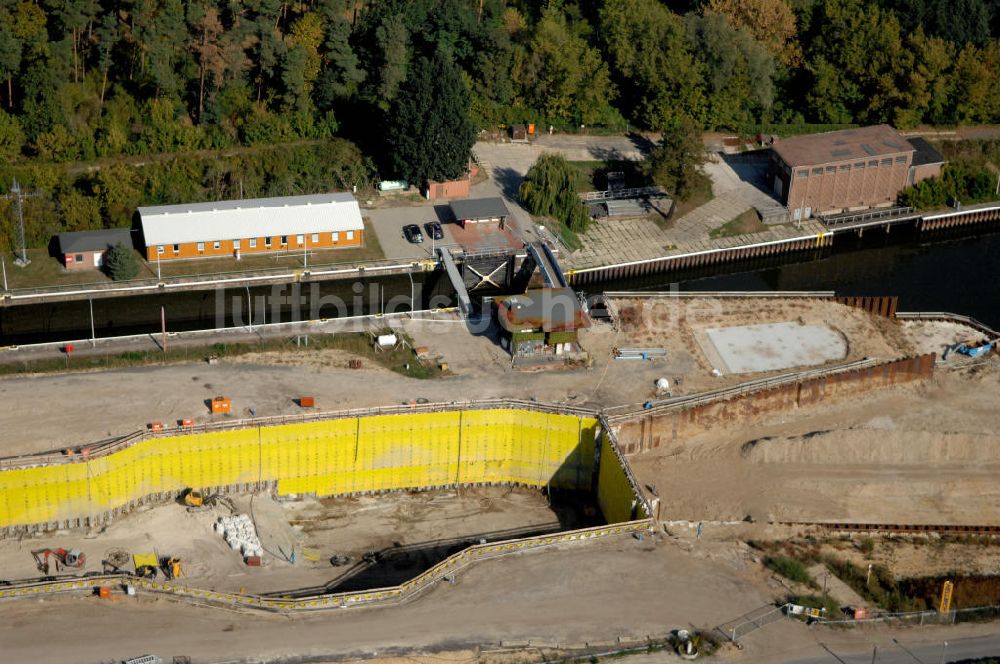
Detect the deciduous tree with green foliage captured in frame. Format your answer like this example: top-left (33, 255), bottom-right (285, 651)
top-left (384, 51), bottom-right (476, 184)
top-left (105, 242), bottom-right (139, 281)
top-left (600, 0), bottom-right (704, 128)
top-left (645, 118), bottom-right (707, 202)
top-left (519, 153), bottom-right (590, 233)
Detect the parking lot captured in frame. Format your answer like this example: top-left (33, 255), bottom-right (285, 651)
top-left (366, 200), bottom-right (522, 261)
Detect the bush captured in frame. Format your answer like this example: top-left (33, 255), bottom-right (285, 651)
top-left (897, 161), bottom-right (997, 210)
top-left (765, 555), bottom-right (813, 585)
top-left (104, 242), bottom-right (139, 281)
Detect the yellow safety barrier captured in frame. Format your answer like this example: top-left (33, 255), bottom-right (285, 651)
top-left (0, 409), bottom-right (600, 530)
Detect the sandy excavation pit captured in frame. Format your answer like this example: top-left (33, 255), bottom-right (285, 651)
top-left (0, 486), bottom-right (598, 595)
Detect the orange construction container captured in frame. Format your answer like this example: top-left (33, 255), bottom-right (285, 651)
top-left (181, 418), bottom-right (195, 427)
top-left (211, 396), bottom-right (231, 414)
top-left (299, 396), bottom-right (315, 408)
top-left (97, 586), bottom-right (111, 599)
top-left (245, 555), bottom-right (262, 567)
top-left (149, 422), bottom-right (163, 432)
top-left (527, 123), bottom-right (536, 135)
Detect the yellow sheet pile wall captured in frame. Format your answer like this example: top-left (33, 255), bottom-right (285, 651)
top-left (596, 436), bottom-right (644, 524)
top-left (0, 409), bottom-right (600, 529)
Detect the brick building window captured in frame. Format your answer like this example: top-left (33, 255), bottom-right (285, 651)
top-left (213, 241), bottom-right (220, 250)
top-left (825, 166), bottom-right (836, 174)
top-left (839, 164), bottom-right (850, 172)
top-left (333, 232), bottom-right (340, 242)
top-left (346, 231), bottom-right (354, 240)
top-left (264, 237), bottom-right (272, 248)
top-left (797, 170), bottom-right (808, 178)
top-left (812, 168), bottom-right (823, 176)
top-left (173, 244), bottom-right (180, 253)
top-left (895, 156), bottom-right (906, 164)
top-left (880, 158), bottom-right (892, 166)
top-left (280, 235), bottom-right (288, 245)
top-left (197, 242), bottom-right (205, 252)
top-left (249, 238), bottom-right (257, 248)
top-left (869, 160), bottom-right (879, 168)
top-left (311, 233), bottom-right (319, 243)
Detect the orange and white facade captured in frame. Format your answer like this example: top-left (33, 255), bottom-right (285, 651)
top-left (138, 193), bottom-right (365, 261)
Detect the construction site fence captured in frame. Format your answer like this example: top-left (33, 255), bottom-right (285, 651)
top-left (819, 605), bottom-right (1000, 628)
top-left (0, 519), bottom-right (653, 612)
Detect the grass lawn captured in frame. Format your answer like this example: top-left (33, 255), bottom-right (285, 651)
top-left (0, 329), bottom-right (442, 380)
top-left (2, 247), bottom-right (125, 290)
top-left (709, 209), bottom-right (766, 239)
top-left (3, 221), bottom-right (386, 290)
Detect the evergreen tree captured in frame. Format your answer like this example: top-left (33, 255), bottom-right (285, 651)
top-left (384, 51), bottom-right (475, 184)
top-left (105, 242), bottom-right (140, 281)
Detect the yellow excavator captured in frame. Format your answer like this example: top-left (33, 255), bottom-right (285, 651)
top-left (182, 488), bottom-right (204, 507)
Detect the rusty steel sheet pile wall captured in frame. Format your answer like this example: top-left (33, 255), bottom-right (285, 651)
top-left (616, 354), bottom-right (936, 455)
top-left (0, 409), bottom-right (600, 531)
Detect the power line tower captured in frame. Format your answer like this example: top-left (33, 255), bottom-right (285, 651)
top-left (10, 178), bottom-right (29, 266)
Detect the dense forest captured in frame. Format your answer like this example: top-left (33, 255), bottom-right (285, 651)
top-left (0, 0), bottom-right (999, 250)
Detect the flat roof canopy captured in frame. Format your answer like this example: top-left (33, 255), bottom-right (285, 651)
top-left (450, 197), bottom-right (509, 220)
top-left (138, 193), bottom-right (364, 247)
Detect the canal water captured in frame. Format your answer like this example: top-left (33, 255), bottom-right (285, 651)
top-left (2, 224), bottom-right (998, 345)
top-left (588, 224), bottom-right (1000, 329)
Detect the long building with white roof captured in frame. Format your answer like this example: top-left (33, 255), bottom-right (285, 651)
top-left (137, 193), bottom-right (365, 261)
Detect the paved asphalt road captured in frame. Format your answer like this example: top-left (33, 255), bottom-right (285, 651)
top-left (792, 634), bottom-right (1000, 664)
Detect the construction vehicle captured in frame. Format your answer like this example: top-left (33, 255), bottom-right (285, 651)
top-left (32, 548), bottom-right (86, 574)
top-left (946, 338), bottom-right (997, 360)
top-left (133, 552), bottom-right (159, 578)
top-left (182, 488), bottom-right (204, 507)
top-left (160, 556), bottom-right (182, 579)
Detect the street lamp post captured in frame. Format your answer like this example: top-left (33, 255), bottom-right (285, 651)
top-left (940, 641), bottom-right (948, 664)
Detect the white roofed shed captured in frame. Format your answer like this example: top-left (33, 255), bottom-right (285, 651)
top-left (137, 193), bottom-right (364, 247)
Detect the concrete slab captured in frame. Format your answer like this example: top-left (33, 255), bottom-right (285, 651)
top-left (702, 321), bottom-right (847, 374)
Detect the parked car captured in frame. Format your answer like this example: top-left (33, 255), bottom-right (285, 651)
top-left (424, 221), bottom-right (444, 241)
top-left (403, 224), bottom-right (424, 243)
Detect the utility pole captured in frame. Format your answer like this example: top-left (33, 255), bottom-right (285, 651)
top-left (161, 305), bottom-right (167, 353)
top-left (88, 298), bottom-right (96, 347)
top-left (1, 255), bottom-right (7, 291)
top-left (10, 178), bottom-right (30, 266)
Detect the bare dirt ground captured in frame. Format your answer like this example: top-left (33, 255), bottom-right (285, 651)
top-left (609, 297), bottom-right (906, 389)
top-left (630, 358), bottom-right (1000, 525)
top-left (0, 487), bottom-right (570, 595)
top-left (1, 298), bottom-right (921, 456)
top-left (0, 534), bottom-right (777, 664)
